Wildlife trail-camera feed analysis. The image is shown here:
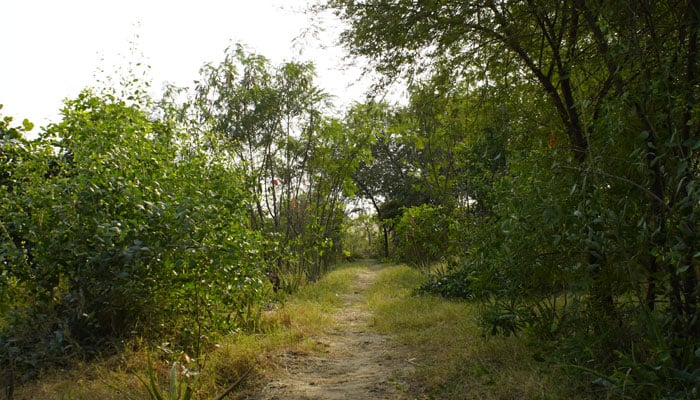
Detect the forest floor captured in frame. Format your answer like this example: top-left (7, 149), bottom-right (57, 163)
top-left (244, 264), bottom-right (414, 399)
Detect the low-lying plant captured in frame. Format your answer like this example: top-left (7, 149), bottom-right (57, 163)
top-left (366, 263), bottom-right (595, 400)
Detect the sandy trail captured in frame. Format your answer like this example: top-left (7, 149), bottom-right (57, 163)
top-left (247, 267), bottom-right (411, 400)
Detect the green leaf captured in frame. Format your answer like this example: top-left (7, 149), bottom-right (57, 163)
top-left (684, 138), bottom-right (700, 150)
top-left (169, 362), bottom-right (178, 399)
top-left (22, 118), bottom-right (34, 132)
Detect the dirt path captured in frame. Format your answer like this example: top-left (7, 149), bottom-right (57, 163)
top-left (248, 267), bottom-right (412, 400)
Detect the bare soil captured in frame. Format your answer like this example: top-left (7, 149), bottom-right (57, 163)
top-left (246, 267), bottom-right (414, 400)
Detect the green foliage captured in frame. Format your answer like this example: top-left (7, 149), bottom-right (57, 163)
top-left (341, 212), bottom-right (382, 259)
top-left (168, 44), bottom-right (365, 281)
top-left (328, 0), bottom-right (700, 397)
top-left (0, 89), bottom-right (268, 381)
top-left (346, 101), bottom-right (424, 258)
top-left (1, 44), bottom-right (380, 389)
top-left (416, 265), bottom-right (473, 300)
top-left (0, 110), bottom-right (46, 308)
top-left (392, 204), bottom-right (450, 269)
top-left (140, 361), bottom-right (194, 400)
top-left (367, 263), bottom-right (593, 399)
top-left (2, 2), bottom-right (699, 397)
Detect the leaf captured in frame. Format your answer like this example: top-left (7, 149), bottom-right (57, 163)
top-left (676, 161), bottom-right (689, 178)
top-left (552, 234), bottom-right (561, 245)
top-left (169, 362), bottom-right (179, 399)
top-left (21, 118), bottom-right (34, 132)
top-left (684, 138), bottom-right (700, 150)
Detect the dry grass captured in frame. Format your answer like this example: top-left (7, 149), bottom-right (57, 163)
top-left (11, 261), bottom-right (594, 399)
top-left (365, 263), bottom-right (594, 400)
top-left (12, 263), bottom-right (363, 399)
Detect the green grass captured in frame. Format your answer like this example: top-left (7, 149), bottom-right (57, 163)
top-left (365, 263), bottom-right (594, 400)
top-left (292, 263), bottom-right (362, 310)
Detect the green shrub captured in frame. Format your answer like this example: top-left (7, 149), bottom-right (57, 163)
top-left (393, 204), bottom-right (450, 268)
top-left (417, 265), bottom-right (473, 299)
top-left (0, 91), bottom-right (270, 381)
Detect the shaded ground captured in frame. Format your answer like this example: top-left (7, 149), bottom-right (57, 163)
top-left (246, 267), bottom-right (413, 400)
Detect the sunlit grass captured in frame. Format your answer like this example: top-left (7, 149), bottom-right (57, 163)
top-left (365, 263), bottom-right (593, 400)
top-left (292, 263), bottom-right (362, 310)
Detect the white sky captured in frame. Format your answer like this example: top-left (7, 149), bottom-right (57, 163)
top-left (0, 0), bottom-right (371, 130)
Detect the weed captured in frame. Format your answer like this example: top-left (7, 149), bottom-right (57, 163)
top-left (139, 360), bottom-right (193, 400)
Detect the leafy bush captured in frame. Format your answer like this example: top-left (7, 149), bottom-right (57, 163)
top-left (0, 91), bottom-right (269, 380)
top-left (393, 204), bottom-right (450, 268)
top-left (416, 265), bottom-right (473, 299)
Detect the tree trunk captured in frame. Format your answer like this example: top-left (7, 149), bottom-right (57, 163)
top-left (382, 225), bottom-right (389, 259)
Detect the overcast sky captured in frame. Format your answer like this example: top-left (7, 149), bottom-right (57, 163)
top-left (1, 0), bottom-right (371, 130)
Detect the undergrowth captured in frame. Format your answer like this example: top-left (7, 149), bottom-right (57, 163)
top-left (10, 262), bottom-right (598, 399)
top-left (10, 263), bottom-right (363, 399)
top-left (366, 263), bottom-right (596, 400)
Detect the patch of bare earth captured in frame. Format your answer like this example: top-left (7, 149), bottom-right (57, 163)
top-left (247, 268), bottom-right (413, 400)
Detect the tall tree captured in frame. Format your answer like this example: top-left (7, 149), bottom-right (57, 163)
top-left (167, 44), bottom-right (363, 279)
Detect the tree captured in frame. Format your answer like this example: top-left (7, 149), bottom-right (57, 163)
top-left (166, 44), bottom-right (365, 280)
top-left (325, 0), bottom-right (700, 395)
top-left (0, 109), bottom-right (47, 309)
top-left (1, 86), bottom-right (269, 382)
top-left (345, 102), bottom-right (425, 258)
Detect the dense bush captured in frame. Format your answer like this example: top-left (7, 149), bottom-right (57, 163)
top-left (416, 265), bottom-right (473, 300)
top-left (0, 91), bottom-right (269, 379)
top-left (0, 46), bottom-right (367, 385)
top-left (393, 204), bottom-right (451, 268)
